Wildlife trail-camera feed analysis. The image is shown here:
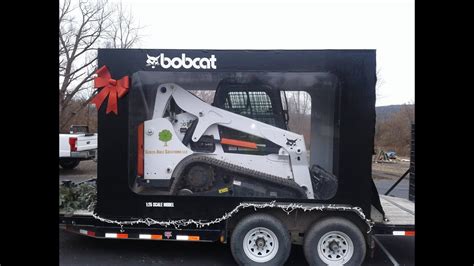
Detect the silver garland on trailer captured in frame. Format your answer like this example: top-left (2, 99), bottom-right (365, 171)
top-left (91, 201), bottom-right (374, 233)
top-left (59, 181), bottom-right (374, 233)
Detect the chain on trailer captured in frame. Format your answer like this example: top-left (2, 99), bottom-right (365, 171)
top-left (91, 201), bottom-right (374, 233)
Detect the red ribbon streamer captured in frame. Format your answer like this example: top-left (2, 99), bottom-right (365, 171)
top-left (91, 66), bottom-right (129, 114)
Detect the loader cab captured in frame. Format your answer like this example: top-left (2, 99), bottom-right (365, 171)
top-left (212, 79), bottom-right (289, 155)
top-left (213, 79), bottom-right (289, 130)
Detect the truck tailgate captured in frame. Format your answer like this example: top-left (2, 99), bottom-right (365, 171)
top-left (76, 135), bottom-right (97, 151)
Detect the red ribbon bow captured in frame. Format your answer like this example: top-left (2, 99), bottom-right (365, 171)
top-left (91, 66), bottom-right (129, 114)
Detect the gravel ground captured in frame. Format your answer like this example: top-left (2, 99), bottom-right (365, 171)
top-left (60, 160), bottom-right (97, 183)
top-left (372, 158), bottom-right (411, 180)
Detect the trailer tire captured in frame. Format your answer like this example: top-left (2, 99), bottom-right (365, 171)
top-left (303, 217), bottom-right (366, 266)
top-left (230, 213), bottom-right (291, 266)
top-left (59, 158), bottom-right (80, 170)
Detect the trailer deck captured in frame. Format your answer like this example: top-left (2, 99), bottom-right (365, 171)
top-left (380, 195), bottom-right (414, 225)
top-left (373, 195), bottom-right (415, 235)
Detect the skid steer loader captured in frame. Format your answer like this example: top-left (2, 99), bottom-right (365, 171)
top-left (136, 80), bottom-right (337, 200)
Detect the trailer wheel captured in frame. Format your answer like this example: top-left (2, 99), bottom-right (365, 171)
top-left (59, 158), bottom-right (80, 170)
top-left (230, 213), bottom-right (291, 266)
top-left (303, 217), bottom-right (366, 266)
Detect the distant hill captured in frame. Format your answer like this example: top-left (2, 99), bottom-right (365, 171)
top-left (376, 104), bottom-right (413, 121)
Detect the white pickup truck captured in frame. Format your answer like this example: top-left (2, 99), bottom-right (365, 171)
top-left (59, 125), bottom-right (98, 170)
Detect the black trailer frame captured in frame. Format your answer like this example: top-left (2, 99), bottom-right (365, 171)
top-left (60, 195), bottom-right (413, 263)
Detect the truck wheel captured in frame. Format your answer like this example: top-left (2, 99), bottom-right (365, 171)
top-left (303, 217), bottom-right (366, 266)
top-left (230, 213), bottom-right (291, 266)
top-left (59, 159), bottom-right (80, 170)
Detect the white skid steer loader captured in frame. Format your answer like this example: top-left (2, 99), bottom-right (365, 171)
top-left (136, 80), bottom-right (337, 200)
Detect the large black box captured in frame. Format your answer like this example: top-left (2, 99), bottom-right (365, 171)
top-left (95, 49), bottom-right (380, 220)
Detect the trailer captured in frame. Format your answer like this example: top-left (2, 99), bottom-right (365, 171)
top-left (59, 49), bottom-right (414, 265)
top-left (60, 192), bottom-right (413, 264)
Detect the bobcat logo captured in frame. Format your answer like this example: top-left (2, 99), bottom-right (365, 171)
top-left (145, 52), bottom-right (217, 69)
top-left (286, 138), bottom-right (297, 147)
top-left (146, 54), bottom-right (160, 68)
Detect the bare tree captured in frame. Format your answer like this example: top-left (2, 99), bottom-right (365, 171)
top-left (400, 100), bottom-right (415, 124)
top-left (59, 0), bottom-right (111, 130)
top-left (376, 68), bottom-right (385, 100)
top-left (374, 103), bottom-right (414, 156)
top-left (287, 91), bottom-right (311, 116)
top-left (189, 90), bottom-right (215, 104)
top-left (59, 0), bottom-right (142, 132)
top-left (104, 2), bottom-right (144, 49)
top-left (286, 91), bottom-right (312, 149)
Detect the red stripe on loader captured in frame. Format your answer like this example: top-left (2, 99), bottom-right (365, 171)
top-left (221, 138), bottom-right (257, 149)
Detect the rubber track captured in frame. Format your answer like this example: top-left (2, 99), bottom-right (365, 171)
top-left (170, 154), bottom-right (308, 198)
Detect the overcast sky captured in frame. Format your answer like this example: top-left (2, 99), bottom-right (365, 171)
top-left (111, 0), bottom-right (414, 107)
